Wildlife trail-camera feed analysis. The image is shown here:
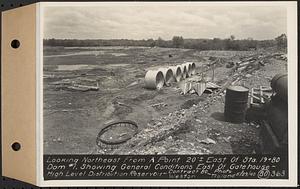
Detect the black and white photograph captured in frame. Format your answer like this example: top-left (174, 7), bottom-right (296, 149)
top-left (0, 1), bottom-right (297, 187)
top-left (43, 2), bottom-right (290, 156)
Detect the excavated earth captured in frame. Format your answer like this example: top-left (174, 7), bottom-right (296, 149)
top-left (43, 46), bottom-right (287, 154)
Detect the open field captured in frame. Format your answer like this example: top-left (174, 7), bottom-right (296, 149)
top-left (43, 46), bottom-right (287, 154)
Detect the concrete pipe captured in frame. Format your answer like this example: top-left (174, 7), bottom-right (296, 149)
top-left (271, 73), bottom-right (287, 102)
top-left (169, 66), bottom-right (182, 82)
top-left (190, 62), bottom-right (196, 75)
top-left (145, 70), bottom-right (165, 90)
top-left (185, 63), bottom-right (192, 77)
top-left (159, 68), bottom-right (175, 86)
top-left (181, 64), bottom-right (188, 79)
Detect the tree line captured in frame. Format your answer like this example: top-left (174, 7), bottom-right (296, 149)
top-left (44, 34), bottom-right (287, 51)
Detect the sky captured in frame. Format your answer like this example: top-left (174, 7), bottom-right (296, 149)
top-left (43, 3), bottom-right (287, 40)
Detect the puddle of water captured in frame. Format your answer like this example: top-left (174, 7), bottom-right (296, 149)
top-left (56, 64), bottom-right (129, 71)
top-left (44, 51), bottom-right (128, 58)
top-left (64, 46), bottom-right (150, 50)
top-left (104, 64), bottom-right (130, 68)
top-left (45, 51), bottom-right (105, 58)
top-left (57, 64), bottom-right (95, 71)
top-left (111, 53), bottom-right (127, 57)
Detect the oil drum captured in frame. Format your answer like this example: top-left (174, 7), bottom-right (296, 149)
top-left (224, 85), bottom-right (249, 123)
top-left (264, 93), bottom-right (288, 144)
top-left (271, 73), bottom-right (287, 102)
top-left (266, 99), bottom-right (288, 142)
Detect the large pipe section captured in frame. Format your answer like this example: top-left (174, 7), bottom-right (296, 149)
top-left (183, 63), bottom-right (192, 77)
top-left (159, 68), bottom-right (174, 86)
top-left (145, 70), bottom-right (164, 90)
top-left (181, 65), bottom-right (188, 79)
top-left (271, 73), bottom-right (287, 102)
top-left (145, 62), bottom-right (197, 90)
top-left (169, 66), bottom-right (182, 82)
top-left (190, 62), bottom-right (196, 75)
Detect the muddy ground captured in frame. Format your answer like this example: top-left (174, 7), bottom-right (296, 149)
top-left (43, 46), bottom-right (287, 154)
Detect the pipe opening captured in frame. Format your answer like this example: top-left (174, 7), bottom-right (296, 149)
top-left (191, 62), bottom-right (196, 75)
top-left (156, 71), bottom-right (164, 89)
top-left (169, 66), bottom-right (182, 82)
top-left (159, 68), bottom-right (175, 86)
top-left (187, 63), bottom-right (192, 77)
top-left (145, 70), bottom-right (165, 90)
top-left (181, 65), bottom-right (187, 79)
top-left (165, 69), bottom-right (175, 86)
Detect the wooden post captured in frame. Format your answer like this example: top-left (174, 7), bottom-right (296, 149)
top-left (250, 88), bottom-right (254, 106)
top-left (212, 62), bottom-right (215, 82)
top-left (260, 86), bottom-right (264, 103)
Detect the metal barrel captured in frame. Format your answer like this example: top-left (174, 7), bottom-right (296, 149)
top-left (271, 73), bottom-right (287, 102)
top-left (266, 98), bottom-right (288, 142)
top-left (224, 85), bottom-right (249, 123)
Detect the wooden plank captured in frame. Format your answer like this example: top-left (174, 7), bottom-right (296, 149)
top-left (260, 86), bottom-right (264, 103)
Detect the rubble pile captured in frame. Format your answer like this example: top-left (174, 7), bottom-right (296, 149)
top-left (111, 108), bottom-right (194, 154)
top-left (96, 91), bottom-right (222, 155)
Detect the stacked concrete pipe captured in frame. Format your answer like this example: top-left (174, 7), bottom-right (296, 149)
top-left (190, 62), bottom-right (196, 75)
top-left (169, 65), bottom-right (182, 82)
top-left (145, 70), bottom-right (164, 90)
top-left (159, 68), bottom-right (175, 86)
top-left (184, 62), bottom-right (192, 77)
top-left (181, 64), bottom-right (188, 79)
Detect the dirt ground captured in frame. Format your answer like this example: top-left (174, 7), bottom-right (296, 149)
top-left (43, 46), bottom-right (287, 154)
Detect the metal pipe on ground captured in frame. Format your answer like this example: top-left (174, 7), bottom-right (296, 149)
top-left (159, 68), bottom-right (175, 86)
top-left (145, 70), bottom-right (165, 90)
top-left (224, 85), bottom-right (249, 123)
top-left (169, 66), bottom-right (182, 82)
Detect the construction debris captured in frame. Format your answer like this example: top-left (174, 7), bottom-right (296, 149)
top-left (151, 103), bottom-right (167, 110)
top-left (51, 78), bottom-right (99, 92)
top-left (250, 86), bottom-right (272, 107)
top-left (273, 53), bottom-right (287, 61)
top-left (199, 137), bottom-right (217, 145)
top-left (178, 81), bottom-right (193, 95)
top-left (96, 120), bottom-right (138, 146)
top-left (206, 82), bottom-right (220, 89)
top-left (193, 82), bottom-right (207, 96)
top-left (178, 79), bottom-right (220, 96)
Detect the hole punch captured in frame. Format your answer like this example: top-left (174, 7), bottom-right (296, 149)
top-left (11, 39), bottom-right (20, 49)
top-left (11, 142), bottom-right (21, 151)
